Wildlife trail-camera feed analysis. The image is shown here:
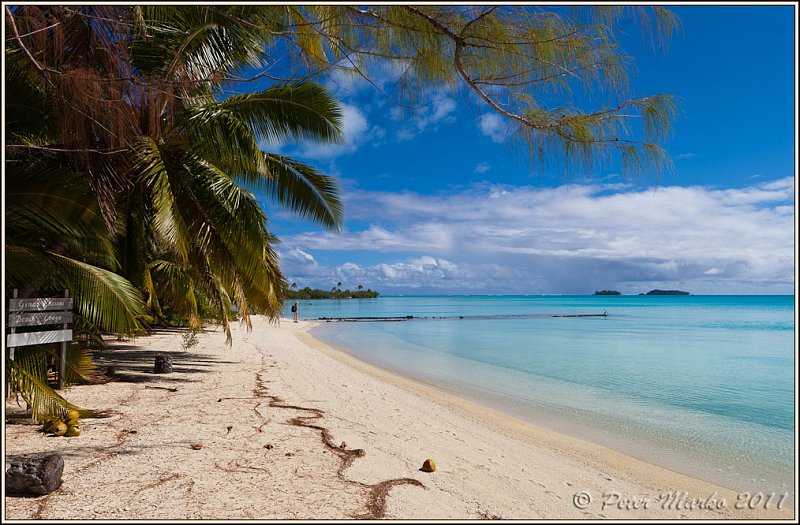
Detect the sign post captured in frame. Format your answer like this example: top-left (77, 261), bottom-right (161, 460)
top-left (7, 289), bottom-right (73, 390)
top-left (59, 290), bottom-right (69, 390)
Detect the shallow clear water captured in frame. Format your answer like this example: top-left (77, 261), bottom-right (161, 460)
top-left (293, 295), bottom-right (795, 495)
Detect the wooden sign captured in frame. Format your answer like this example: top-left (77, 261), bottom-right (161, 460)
top-left (8, 311), bottom-right (73, 328)
top-left (7, 329), bottom-right (73, 347)
top-left (8, 290), bottom-right (73, 390)
top-left (8, 297), bottom-right (73, 312)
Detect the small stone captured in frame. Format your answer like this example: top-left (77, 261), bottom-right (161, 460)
top-left (190, 443), bottom-right (203, 450)
top-left (154, 354), bottom-right (173, 374)
top-left (420, 458), bottom-right (436, 472)
top-left (264, 444), bottom-right (273, 450)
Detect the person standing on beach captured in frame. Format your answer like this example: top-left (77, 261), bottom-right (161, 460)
top-left (291, 302), bottom-right (299, 323)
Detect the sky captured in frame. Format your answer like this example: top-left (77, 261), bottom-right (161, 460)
top-left (258, 4), bottom-right (796, 295)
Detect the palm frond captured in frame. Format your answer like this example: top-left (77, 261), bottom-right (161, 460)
top-left (132, 137), bottom-right (192, 264)
top-left (147, 259), bottom-right (201, 329)
top-left (216, 83), bottom-right (343, 145)
top-left (6, 351), bottom-right (87, 422)
top-left (261, 153), bottom-right (343, 230)
top-left (39, 343), bottom-right (99, 386)
top-left (50, 253), bottom-right (147, 336)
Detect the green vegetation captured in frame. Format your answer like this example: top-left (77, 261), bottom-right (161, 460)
top-left (4, 5), bottom-right (680, 421)
top-left (309, 5), bottom-right (682, 178)
top-left (594, 290), bottom-right (622, 295)
top-left (642, 289), bottom-right (691, 295)
top-left (287, 287), bottom-right (379, 300)
top-left (5, 6), bottom-right (343, 420)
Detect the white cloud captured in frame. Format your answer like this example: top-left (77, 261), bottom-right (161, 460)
top-left (478, 112), bottom-right (510, 143)
top-left (293, 104), bottom-right (369, 159)
top-left (323, 256), bottom-right (526, 292)
top-left (677, 152), bottom-right (699, 160)
top-left (474, 162), bottom-right (491, 173)
top-left (324, 58), bottom-right (410, 97)
top-left (280, 177), bottom-right (795, 294)
top-left (392, 97), bottom-right (457, 140)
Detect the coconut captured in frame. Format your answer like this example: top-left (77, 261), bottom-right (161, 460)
top-left (65, 426), bottom-right (81, 437)
top-left (53, 422), bottom-right (68, 436)
top-left (66, 409), bottom-right (80, 420)
top-left (421, 458), bottom-right (436, 472)
top-left (65, 418), bottom-right (80, 426)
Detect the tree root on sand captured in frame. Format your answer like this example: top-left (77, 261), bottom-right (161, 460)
top-left (244, 367), bottom-right (425, 519)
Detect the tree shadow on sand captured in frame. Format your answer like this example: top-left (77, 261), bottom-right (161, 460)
top-left (92, 343), bottom-right (237, 385)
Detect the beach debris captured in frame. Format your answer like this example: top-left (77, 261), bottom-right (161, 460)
top-left (190, 443), bottom-right (203, 450)
top-left (122, 429), bottom-right (138, 434)
top-left (420, 458), bottom-right (436, 472)
top-left (145, 385), bottom-right (178, 392)
top-left (153, 354), bottom-right (173, 374)
top-left (340, 441), bottom-right (347, 449)
top-left (5, 453), bottom-right (64, 496)
top-left (353, 449), bottom-right (366, 457)
top-left (63, 410), bottom-right (81, 437)
top-left (52, 422), bottom-right (68, 437)
top-left (226, 425), bottom-right (233, 435)
top-left (263, 443), bottom-right (273, 450)
top-left (40, 418), bottom-right (60, 434)
top-left (285, 451), bottom-right (294, 457)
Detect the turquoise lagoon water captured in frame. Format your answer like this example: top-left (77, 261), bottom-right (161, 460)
top-left (289, 295), bottom-right (795, 495)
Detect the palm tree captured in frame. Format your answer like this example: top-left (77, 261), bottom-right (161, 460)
top-left (4, 6), bottom-right (345, 418)
top-left (6, 5), bottom-right (344, 342)
top-left (5, 47), bottom-right (146, 419)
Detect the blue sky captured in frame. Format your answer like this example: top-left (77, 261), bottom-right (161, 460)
top-left (260, 5), bottom-right (796, 295)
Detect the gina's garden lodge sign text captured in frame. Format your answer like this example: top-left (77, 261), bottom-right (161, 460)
top-left (7, 292), bottom-right (73, 389)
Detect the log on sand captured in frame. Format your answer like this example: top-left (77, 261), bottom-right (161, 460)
top-left (5, 452), bottom-right (64, 496)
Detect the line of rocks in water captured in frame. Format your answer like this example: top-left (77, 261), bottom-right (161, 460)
top-left (317, 312), bottom-right (608, 322)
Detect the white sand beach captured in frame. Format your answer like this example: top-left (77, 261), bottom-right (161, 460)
top-left (4, 317), bottom-right (795, 520)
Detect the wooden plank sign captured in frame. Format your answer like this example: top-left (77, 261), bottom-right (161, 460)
top-left (8, 297), bottom-right (73, 312)
top-left (8, 311), bottom-right (72, 328)
top-left (7, 329), bottom-right (73, 347)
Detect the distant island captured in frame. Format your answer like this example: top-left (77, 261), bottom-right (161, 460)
top-left (286, 286), bottom-right (379, 300)
top-left (594, 290), bottom-right (621, 295)
top-left (640, 289), bottom-right (690, 295)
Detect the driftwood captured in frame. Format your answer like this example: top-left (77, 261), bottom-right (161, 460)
top-left (153, 354), bottom-right (173, 374)
top-left (144, 385), bottom-right (178, 392)
top-left (5, 452), bottom-right (64, 496)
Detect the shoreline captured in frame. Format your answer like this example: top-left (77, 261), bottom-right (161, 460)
top-left (308, 321), bottom-right (794, 499)
top-left (4, 317), bottom-right (795, 520)
top-left (300, 321), bottom-right (796, 518)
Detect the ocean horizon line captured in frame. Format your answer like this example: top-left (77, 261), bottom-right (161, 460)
top-left (336, 293), bottom-right (795, 298)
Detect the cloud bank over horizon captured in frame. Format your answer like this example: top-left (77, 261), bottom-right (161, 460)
top-left (278, 176), bottom-right (795, 295)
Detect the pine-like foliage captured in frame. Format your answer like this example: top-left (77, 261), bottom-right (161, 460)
top-left (258, 5), bottom-right (682, 177)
